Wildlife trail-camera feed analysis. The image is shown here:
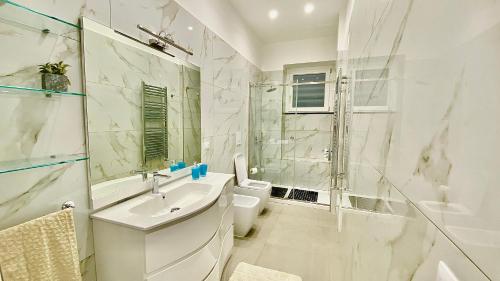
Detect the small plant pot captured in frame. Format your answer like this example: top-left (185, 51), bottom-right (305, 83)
top-left (41, 73), bottom-right (70, 93)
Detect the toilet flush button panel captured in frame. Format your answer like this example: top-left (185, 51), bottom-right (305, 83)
top-left (203, 140), bottom-right (210, 150)
top-left (436, 261), bottom-right (459, 281)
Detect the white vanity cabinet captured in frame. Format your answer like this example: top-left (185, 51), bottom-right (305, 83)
top-left (92, 173), bottom-right (235, 281)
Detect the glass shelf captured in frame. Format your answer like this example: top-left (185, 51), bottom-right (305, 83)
top-left (0, 0), bottom-right (81, 39)
top-left (0, 85), bottom-right (85, 97)
top-left (0, 153), bottom-right (89, 174)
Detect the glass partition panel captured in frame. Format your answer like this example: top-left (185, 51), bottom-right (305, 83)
top-left (249, 78), bottom-right (335, 206)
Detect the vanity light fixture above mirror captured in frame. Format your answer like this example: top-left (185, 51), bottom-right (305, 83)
top-left (137, 24), bottom-right (194, 56)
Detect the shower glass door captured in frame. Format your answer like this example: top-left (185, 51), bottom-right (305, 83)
top-left (248, 83), bottom-right (287, 195)
top-left (284, 69), bottom-right (336, 206)
top-left (249, 77), bottom-right (336, 207)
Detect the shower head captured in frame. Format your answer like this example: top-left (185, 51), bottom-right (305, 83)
top-left (266, 86), bottom-right (277, 93)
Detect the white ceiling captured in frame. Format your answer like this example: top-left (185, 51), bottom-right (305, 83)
top-left (228, 0), bottom-right (344, 44)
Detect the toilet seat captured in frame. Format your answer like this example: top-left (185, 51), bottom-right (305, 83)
top-left (234, 153), bottom-right (271, 213)
top-left (240, 179), bottom-right (271, 190)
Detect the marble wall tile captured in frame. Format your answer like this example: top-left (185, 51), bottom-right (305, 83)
top-left (88, 130), bottom-right (142, 184)
top-left (348, 113), bottom-right (393, 177)
top-left (284, 114), bottom-right (334, 132)
top-left (335, 199), bottom-right (489, 281)
top-left (212, 86), bottom-right (245, 115)
top-left (261, 130), bottom-right (282, 160)
top-left (183, 128), bottom-right (201, 164)
top-left (181, 67), bottom-right (201, 165)
top-left (210, 87), bottom-right (246, 138)
top-left (261, 108), bottom-right (282, 131)
top-left (198, 29), bottom-right (215, 84)
top-left (248, 84), bottom-right (263, 177)
top-left (200, 81), bottom-right (215, 137)
top-left (83, 28), bottom-right (182, 94)
top-left (202, 134), bottom-right (235, 173)
top-left (167, 97), bottom-right (183, 162)
top-left (282, 159), bottom-right (332, 191)
top-left (283, 131), bottom-right (332, 160)
top-left (342, 0), bottom-right (500, 278)
top-left (109, 0), bottom-right (214, 69)
top-left (0, 163), bottom-right (94, 280)
top-left (183, 102), bottom-right (201, 129)
top-left (12, 0), bottom-right (110, 26)
top-left (0, 27), bottom-right (82, 92)
top-left (109, 0), bottom-right (171, 42)
top-left (212, 37), bottom-right (247, 91)
top-left (0, 94), bottom-right (86, 162)
top-left (260, 158), bottom-right (289, 186)
top-left (86, 82), bottom-right (141, 133)
top-left (261, 89), bottom-right (282, 111)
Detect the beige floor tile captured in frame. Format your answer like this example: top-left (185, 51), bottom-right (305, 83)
top-left (222, 202), bottom-right (337, 281)
top-left (255, 243), bottom-right (332, 281)
top-left (221, 202), bottom-right (284, 281)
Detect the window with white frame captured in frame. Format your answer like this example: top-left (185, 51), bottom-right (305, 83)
top-left (285, 66), bottom-right (334, 113)
top-left (351, 67), bottom-right (393, 112)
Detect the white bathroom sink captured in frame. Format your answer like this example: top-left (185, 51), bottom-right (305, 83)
top-left (129, 183), bottom-right (211, 217)
top-left (91, 173), bottom-right (234, 230)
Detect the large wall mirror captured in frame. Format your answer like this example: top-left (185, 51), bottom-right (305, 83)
top-left (81, 18), bottom-right (201, 208)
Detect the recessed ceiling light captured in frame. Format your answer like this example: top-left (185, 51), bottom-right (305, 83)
top-left (304, 3), bottom-right (315, 14)
top-left (268, 9), bottom-right (279, 20)
top-left (187, 26), bottom-right (193, 31)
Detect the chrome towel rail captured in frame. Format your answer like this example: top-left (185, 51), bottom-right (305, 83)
top-left (142, 82), bottom-right (168, 164)
top-left (61, 201), bottom-right (75, 210)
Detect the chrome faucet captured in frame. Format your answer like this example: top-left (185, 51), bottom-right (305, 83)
top-left (152, 172), bottom-right (170, 197)
top-left (132, 170), bottom-right (148, 181)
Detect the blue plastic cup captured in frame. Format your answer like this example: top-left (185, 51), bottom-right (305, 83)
top-left (199, 163), bottom-right (208, 177)
top-left (170, 164), bottom-right (178, 172)
top-left (191, 166), bottom-right (200, 180)
top-left (177, 161), bottom-right (186, 169)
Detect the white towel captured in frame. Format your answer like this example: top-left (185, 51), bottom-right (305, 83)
top-left (0, 209), bottom-right (82, 281)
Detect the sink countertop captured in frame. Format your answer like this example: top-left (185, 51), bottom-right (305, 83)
top-left (91, 172), bottom-right (234, 231)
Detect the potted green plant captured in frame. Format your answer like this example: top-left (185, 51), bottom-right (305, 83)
top-left (38, 61), bottom-right (71, 92)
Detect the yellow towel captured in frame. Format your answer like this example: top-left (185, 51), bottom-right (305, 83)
top-left (0, 209), bottom-right (82, 281)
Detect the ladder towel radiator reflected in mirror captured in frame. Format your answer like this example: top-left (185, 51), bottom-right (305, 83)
top-left (142, 82), bottom-right (168, 165)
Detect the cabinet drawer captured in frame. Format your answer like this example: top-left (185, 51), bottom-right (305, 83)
top-left (146, 230), bottom-right (220, 281)
top-left (145, 201), bottom-right (221, 273)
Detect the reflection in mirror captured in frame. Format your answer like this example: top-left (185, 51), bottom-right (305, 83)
top-left (182, 67), bottom-right (201, 166)
top-left (81, 18), bottom-right (200, 208)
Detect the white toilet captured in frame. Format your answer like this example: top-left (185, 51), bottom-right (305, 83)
top-left (234, 153), bottom-right (272, 214)
top-left (233, 194), bottom-right (260, 237)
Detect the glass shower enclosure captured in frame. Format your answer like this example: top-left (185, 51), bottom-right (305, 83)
top-left (248, 74), bottom-right (337, 207)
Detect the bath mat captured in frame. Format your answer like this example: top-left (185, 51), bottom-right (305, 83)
top-left (271, 186), bottom-right (288, 198)
top-left (287, 189), bottom-right (318, 202)
top-left (229, 262), bottom-right (302, 281)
